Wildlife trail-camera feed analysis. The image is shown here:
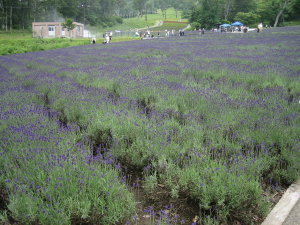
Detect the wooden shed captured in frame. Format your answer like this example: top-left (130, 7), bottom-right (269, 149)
top-left (32, 22), bottom-right (84, 38)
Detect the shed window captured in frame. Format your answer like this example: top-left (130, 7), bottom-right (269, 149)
top-left (48, 26), bottom-right (55, 31)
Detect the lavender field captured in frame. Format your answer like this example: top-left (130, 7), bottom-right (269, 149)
top-left (0, 26), bottom-right (300, 225)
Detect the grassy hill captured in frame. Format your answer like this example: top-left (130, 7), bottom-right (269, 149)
top-left (92, 8), bottom-right (188, 33)
top-left (144, 22), bottom-right (189, 32)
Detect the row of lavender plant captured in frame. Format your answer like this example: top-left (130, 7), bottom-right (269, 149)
top-left (0, 58), bottom-right (136, 224)
top-left (1, 26), bottom-right (299, 224)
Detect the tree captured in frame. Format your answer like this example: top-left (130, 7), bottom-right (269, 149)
top-left (222, 0), bottom-right (235, 21)
top-left (1, 0), bottom-right (300, 31)
top-left (62, 18), bottom-right (76, 38)
top-left (233, 0), bottom-right (256, 13)
top-left (256, 0), bottom-right (275, 25)
top-left (133, 0), bottom-right (147, 18)
top-left (155, 0), bottom-right (172, 19)
top-left (234, 12), bottom-right (260, 26)
top-left (288, 0), bottom-right (300, 20)
top-left (274, 0), bottom-right (291, 27)
top-left (190, 0), bottom-right (222, 29)
top-left (256, 0), bottom-right (295, 27)
top-left (171, 0), bottom-right (196, 18)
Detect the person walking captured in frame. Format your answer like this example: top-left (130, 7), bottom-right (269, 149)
top-left (105, 33), bottom-right (110, 43)
top-left (109, 31), bottom-right (113, 42)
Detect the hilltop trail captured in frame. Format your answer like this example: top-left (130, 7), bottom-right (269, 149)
top-left (137, 20), bottom-right (190, 32)
top-left (137, 20), bottom-right (163, 31)
top-left (183, 24), bottom-right (191, 31)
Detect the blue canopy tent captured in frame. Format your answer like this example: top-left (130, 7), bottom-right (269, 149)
top-left (220, 24), bottom-right (231, 27)
top-left (231, 21), bottom-right (244, 26)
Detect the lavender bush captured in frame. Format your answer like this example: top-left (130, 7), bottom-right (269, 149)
top-left (0, 26), bottom-right (299, 224)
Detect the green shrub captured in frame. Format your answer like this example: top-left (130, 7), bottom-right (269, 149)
top-left (179, 162), bottom-right (269, 223)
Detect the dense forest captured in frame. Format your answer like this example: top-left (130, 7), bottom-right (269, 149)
top-left (0, 0), bottom-right (299, 30)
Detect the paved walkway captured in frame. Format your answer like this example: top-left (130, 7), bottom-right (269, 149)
top-left (262, 180), bottom-right (300, 225)
top-left (282, 199), bottom-right (300, 225)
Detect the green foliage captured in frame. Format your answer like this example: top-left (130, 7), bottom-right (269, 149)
top-left (0, 37), bottom-right (90, 56)
top-left (1, 107), bottom-right (136, 224)
top-left (191, 22), bottom-right (201, 30)
top-left (234, 12), bottom-right (261, 26)
top-left (6, 164), bottom-right (136, 225)
top-left (62, 18), bottom-right (76, 31)
top-left (190, 0), bottom-right (221, 29)
top-left (188, 0), bottom-right (299, 28)
top-left (179, 162), bottom-right (270, 224)
top-left (144, 173), bottom-right (158, 193)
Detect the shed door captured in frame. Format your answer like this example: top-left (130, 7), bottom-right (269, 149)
top-left (48, 25), bottom-right (55, 36)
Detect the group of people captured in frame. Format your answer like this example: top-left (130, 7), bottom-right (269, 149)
top-left (135, 30), bottom-right (184, 40)
top-left (103, 31), bottom-right (113, 44)
top-left (215, 25), bottom-right (249, 33)
top-left (139, 30), bottom-right (154, 39)
top-left (90, 22), bottom-right (272, 45)
top-left (137, 29), bottom-right (186, 40)
top-left (165, 29), bottom-right (177, 37)
top-left (90, 31), bottom-right (113, 44)
top-left (179, 29), bottom-right (185, 36)
top-left (196, 28), bottom-right (205, 35)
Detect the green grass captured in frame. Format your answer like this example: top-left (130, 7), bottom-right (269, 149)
top-left (0, 34), bottom-right (140, 55)
top-left (0, 30), bottom-right (32, 40)
top-left (0, 36), bottom-right (90, 55)
top-left (91, 8), bottom-right (188, 33)
top-left (145, 22), bottom-right (188, 32)
top-left (281, 21), bottom-right (300, 27)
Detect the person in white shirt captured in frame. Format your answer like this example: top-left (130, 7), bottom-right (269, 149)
top-left (106, 33), bottom-right (110, 43)
top-left (109, 31), bottom-right (113, 41)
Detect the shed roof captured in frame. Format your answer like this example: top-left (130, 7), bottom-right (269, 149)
top-left (32, 22), bottom-right (84, 26)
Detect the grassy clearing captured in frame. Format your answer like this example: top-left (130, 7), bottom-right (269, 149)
top-left (0, 26), bottom-right (299, 225)
top-left (281, 21), bottom-right (300, 27)
top-left (0, 37), bottom-right (89, 55)
top-left (0, 34), bottom-right (139, 55)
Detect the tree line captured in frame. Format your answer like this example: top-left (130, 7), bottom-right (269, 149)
top-left (0, 0), bottom-right (299, 31)
top-left (188, 0), bottom-right (300, 29)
